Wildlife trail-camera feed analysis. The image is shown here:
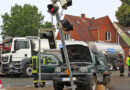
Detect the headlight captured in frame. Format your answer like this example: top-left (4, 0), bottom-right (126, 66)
top-left (55, 67), bottom-right (61, 73)
top-left (79, 67), bottom-right (88, 73)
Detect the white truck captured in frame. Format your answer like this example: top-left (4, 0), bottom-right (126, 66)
top-left (1, 37), bottom-right (51, 77)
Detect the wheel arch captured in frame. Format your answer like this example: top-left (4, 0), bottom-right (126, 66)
top-left (21, 58), bottom-right (31, 68)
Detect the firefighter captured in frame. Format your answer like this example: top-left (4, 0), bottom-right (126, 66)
top-left (31, 56), bottom-right (46, 88)
top-left (117, 53), bottom-right (124, 77)
top-left (126, 53), bottom-right (130, 77)
top-left (42, 56), bottom-right (52, 65)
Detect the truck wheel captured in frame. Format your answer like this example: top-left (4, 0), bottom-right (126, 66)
top-left (53, 81), bottom-right (64, 90)
top-left (103, 76), bottom-right (110, 88)
top-left (23, 64), bottom-right (32, 77)
top-left (87, 76), bottom-right (97, 90)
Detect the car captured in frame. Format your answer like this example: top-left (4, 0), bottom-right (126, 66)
top-left (53, 44), bottom-right (111, 90)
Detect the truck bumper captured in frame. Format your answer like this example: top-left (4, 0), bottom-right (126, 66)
top-left (1, 61), bottom-right (22, 74)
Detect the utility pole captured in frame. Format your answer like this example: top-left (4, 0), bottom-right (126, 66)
top-left (38, 29), bottom-right (41, 90)
top-left (52, 1), bottom-right (75, 90)
top-left (38, 28), bottom-right (56, 89)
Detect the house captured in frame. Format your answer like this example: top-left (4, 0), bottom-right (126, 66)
top-left (113, 22), bottom-right (130, 63)
top-left (57, 14), bottom-right (117, 43)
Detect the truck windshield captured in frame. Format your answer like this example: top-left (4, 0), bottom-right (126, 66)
top-left (2, 43), bottom-right (12, 54)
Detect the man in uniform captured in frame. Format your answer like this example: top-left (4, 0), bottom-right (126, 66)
top-left (126, 53), bottom-right (130, 77)
top-left (31, 56), bottom-right (47, 88)
top-left (117, 53), bottom-right (124, 77)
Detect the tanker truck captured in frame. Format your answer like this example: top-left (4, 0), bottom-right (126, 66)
top-left (88, 42), bottom-right (124, 70)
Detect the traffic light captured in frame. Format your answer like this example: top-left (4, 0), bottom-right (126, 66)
top-left (47, 4), bottom-right (59, 15)
top-left (59, 0), bottom-right (72, 9)
top-left (60, 18), bottom-right (73, 31)
top-left (42, 31), bottom-right (56, 49)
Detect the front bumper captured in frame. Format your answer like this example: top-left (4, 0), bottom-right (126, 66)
top-left (41, 73), bottom-right (92, 85)
top-left (1, 61), bottom-right (22, 74)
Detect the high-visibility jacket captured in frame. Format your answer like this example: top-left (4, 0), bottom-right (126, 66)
top-left (126, 56), bottom-right (130, 66)
top-left (31, 56), bottom-right (52, 73)
top-left (31, 56), bottom-right (38, 73)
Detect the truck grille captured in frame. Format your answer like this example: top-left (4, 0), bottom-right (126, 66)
top-left (2, 64), bottom-right (9, 71)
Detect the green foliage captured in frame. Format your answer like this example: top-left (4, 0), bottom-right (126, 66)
top-left (116, 1), bottom-right (130, 27)
top-left (1, 4), bottom-right (44, 38)
top-left (42, 22), bottom-right (54, 28)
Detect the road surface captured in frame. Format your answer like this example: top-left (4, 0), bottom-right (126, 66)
top-left (0, 70), bottom-right (130, 90)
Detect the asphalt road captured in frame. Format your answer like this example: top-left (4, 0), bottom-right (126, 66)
top-left (0, 69), bottom-right (130, 90)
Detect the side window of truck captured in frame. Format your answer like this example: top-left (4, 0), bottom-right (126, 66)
top-left (15, 40), bottom-right (29, 50)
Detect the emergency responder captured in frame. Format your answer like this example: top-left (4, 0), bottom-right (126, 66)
top-left (126, 53), bottom-right (130, 77)
top-left (31, 55), bottom-right (52, 88)
top-left (102, 51), bottom-right (110, 70)
top-left (41, 56), bottom-right (52, 65)
top-left (117, 53), bottom-right (124, 77)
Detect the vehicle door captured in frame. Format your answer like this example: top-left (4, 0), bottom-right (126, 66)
top-left (12, 39), bottom-right (31, 61)
top-left (40, 54), bottom-right (61, 80)
top-left (40, 54), bottom-right (61, 73)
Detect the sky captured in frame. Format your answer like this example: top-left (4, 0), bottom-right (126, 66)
top-left (0, 0), bottom-right (122, 42)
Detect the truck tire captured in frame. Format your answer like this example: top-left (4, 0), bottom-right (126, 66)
top-left (87, 76), bottom-right (97, 90)
top-left (23, 64), bottom-right (32, 77)
top-left (53, 81), bottom-right (64, 90)
top-left (103, 76), bottom-right (110, 88)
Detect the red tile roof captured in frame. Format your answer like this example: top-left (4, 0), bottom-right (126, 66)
top-left (64, 14), bottom-right (109, 41)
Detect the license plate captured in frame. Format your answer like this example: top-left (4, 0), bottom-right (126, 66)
top-left (62, 77), bottom-right (76, 81)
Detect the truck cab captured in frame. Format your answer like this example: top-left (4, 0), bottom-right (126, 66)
top-left (1, 37), bottom-right (32, 76)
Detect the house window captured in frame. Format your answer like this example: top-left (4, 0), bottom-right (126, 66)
top-left (64, 33), bottom-right (70, 40)
top-left (106, 32), bottom-right (111, 41)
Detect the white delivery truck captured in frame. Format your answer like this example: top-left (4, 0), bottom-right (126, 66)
top-left (1, 36), bottom-right (51, 77)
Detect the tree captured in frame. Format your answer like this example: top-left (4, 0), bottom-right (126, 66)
top-left (43, 21), bottom-right (54, 28)
top-left (116, 0), bottom-right (130, 27)
top-left (1, 4), bottom-right (45, 39)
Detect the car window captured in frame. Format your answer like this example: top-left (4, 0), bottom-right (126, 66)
top-left (41, 55), bottom-right (59, 66)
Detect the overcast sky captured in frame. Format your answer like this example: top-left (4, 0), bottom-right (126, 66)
top-left (0, 0), bottom-right (121, 42)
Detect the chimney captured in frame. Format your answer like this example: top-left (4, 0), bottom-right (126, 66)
top-left (92, 17), bottom-right (95, 20)
top-left (81, 14), bottom-right (86, 20)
